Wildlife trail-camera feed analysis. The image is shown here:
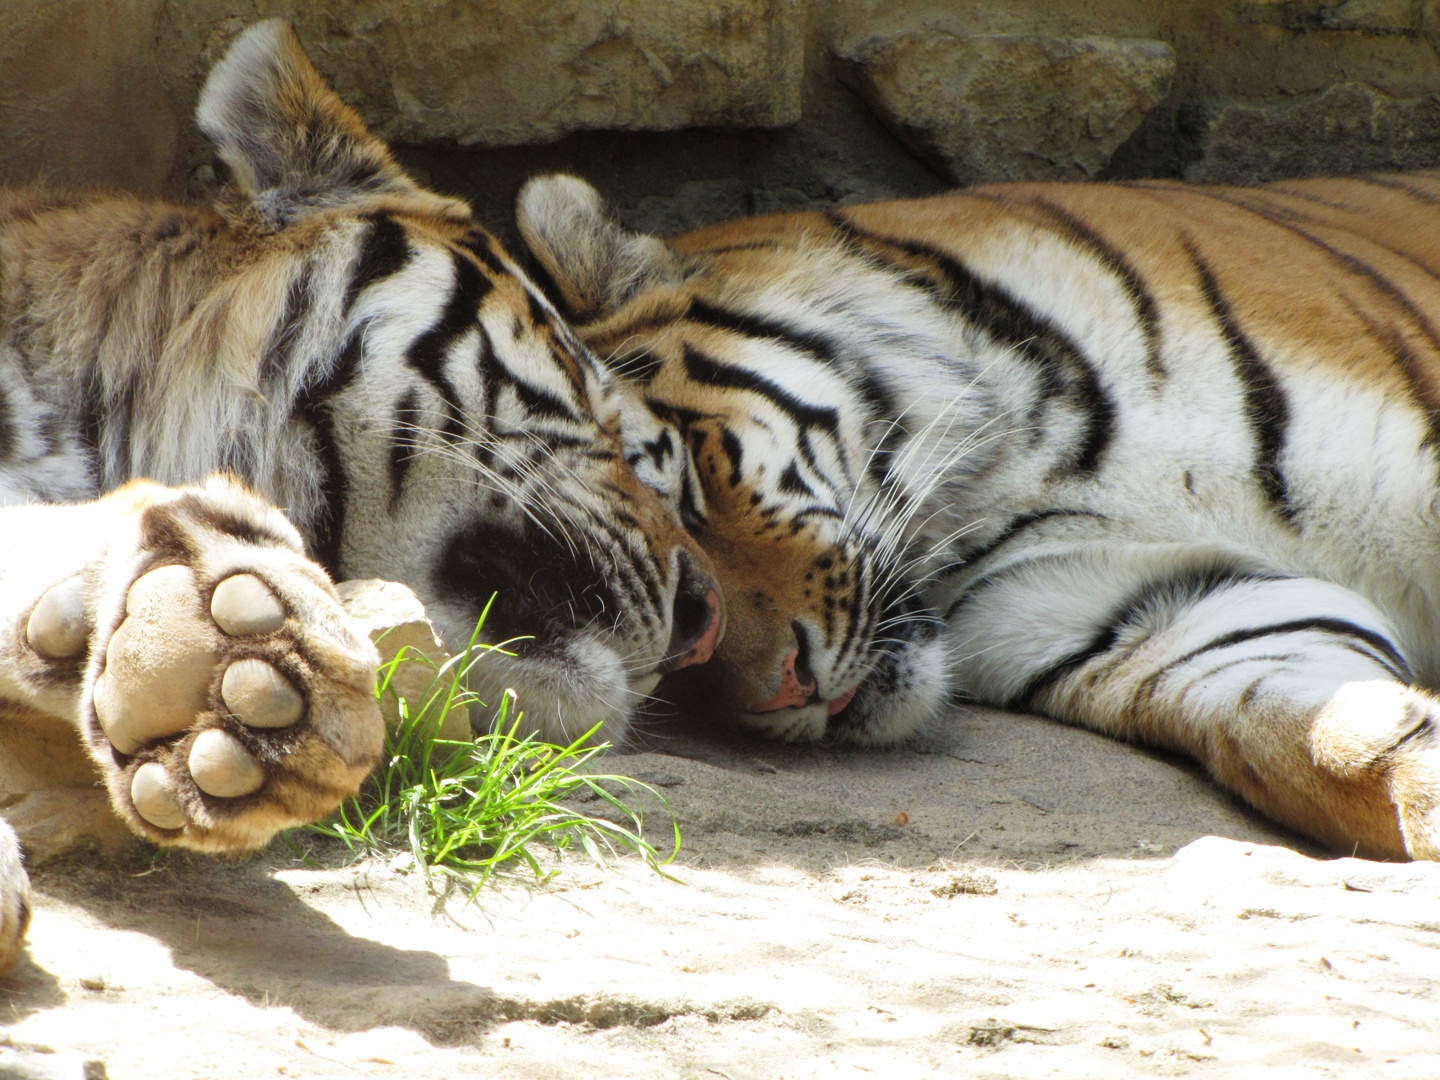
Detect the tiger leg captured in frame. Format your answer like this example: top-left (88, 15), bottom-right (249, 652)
top-left (0, 476), bottom-right (383, 867)
top-left (948, 543), bottom-right (1437, 860)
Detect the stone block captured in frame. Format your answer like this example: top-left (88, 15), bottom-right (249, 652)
top-left (0, 705), bottom-right (134, 860)
top-left (1190, 81), bottom-right (1440, 184)
top-left (836, 30), bottom-right (1175, 185)
top-left (185, 1), bottom-right (804, 148)
top-left (1239, 0), bottom-right (1422, 34)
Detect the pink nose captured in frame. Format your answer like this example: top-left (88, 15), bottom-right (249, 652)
top-left (667, 588), bottom-right (723, 671)
top-left (750, 647), bottom-right (817, 712)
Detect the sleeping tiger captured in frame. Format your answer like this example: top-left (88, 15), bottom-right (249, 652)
top-left (517, 171), bottom-right (1440, 863)
top-left (0, 23), bottom-right (719, 971)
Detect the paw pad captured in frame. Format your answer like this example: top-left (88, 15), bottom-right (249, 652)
top-left (221, 659), bottom-right (304, 728)
top-left (93, 565), bottom-right (220, 755)
top-left (211, 573), bottom-right (286, 636)
top-left (188, 729), bottom-right (264, 798)
top-left (130, 762), bottom-right (186, 830)
top-left (25, 575), bottom-right (89, 660)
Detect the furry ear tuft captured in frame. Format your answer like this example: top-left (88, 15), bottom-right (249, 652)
top-left (516, 174), bottom-right (678, 321)
top-left (197, 21), bottom-right (469, 229)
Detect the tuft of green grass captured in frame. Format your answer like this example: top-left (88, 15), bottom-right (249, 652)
top-left (307, 609), bottom-right (680, 895)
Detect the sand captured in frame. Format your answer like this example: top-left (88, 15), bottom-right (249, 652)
top-left (2, 705), bottom-right (1438, 1079)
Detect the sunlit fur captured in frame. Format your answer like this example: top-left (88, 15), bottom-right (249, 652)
top-left (0, 24), bottom-right (715, 747)
top-left (518, 172), bottom-right (1440, 860)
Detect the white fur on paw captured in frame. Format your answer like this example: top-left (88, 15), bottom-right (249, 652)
top-left (0, 826), bottom-right (30, 976)
top-left (94, 565), bottom-right (221, 755)
top-left (221, 659), bottom-right (304, 728)
top-left (211, 573), bottom-right (285, 636)
top-left (131, 762), bottom-right (186, 830)
top-left (188, 729), bottom-right (264, 797)
top-left (25, 575), bottom-right (89, 660)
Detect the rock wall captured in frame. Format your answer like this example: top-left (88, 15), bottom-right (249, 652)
top-left (3, 1), bottom-right (1440, 232)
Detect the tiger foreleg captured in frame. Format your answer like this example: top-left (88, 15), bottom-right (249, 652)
top-left (0, 476), bottom-right (383, 862)
top-left (949, 543), bottom-right (1437, 860)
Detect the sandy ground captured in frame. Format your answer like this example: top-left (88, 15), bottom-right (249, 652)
top-left (2, 705), bottom-right (1438, 1079)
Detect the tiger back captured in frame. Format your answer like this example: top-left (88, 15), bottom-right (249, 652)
top-left (517, 171), bottom-right (1440, 860)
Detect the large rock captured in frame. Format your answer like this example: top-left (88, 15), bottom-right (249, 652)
top-left (0, 705), bottom-right (134, 860)
top-left (252, 0), bottom-right (806, 147)
top-left (1238, 0), bottom-right (1422, 34)
top-left (0, 1), bottom-right (805, 195)
top-left (1190, 81), bottom-right (1440, 184)
top-left (836, 31), bottom-right (1175, 185)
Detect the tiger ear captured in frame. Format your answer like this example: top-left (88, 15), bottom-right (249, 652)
top-left (516, 174), bottom-right (680, 322)
top-left (196, 20), bottom-right (469, 229)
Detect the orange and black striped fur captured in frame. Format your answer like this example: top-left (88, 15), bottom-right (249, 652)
top-left (518, 171), bottom-right (1440, 861)
top-left (0, 24), bottom-right (721, 972)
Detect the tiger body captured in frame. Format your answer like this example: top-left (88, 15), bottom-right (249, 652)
top-left (518, 172), bottom-right (1440, 861)
top-left (0, 23), bottom-right (720, 972)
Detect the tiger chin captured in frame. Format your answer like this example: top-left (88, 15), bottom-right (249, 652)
top-left (0, 24), bottom-right (726, 972)
top-left (518, 171), bottom-right (1440, 863)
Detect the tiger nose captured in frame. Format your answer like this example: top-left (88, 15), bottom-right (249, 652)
top-left (661, 554), bottom-right (723, 672)
top-left (750, 645), bottom-right (818, 712)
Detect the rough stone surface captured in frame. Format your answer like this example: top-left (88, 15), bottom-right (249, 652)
top-left (836, 31), bottom-right (1176, 184)
top-left (1189, 80), bottom-right (1440, 185)
top-left (6, 2), bottom-right (1440, 204)
top-left (1239, 0), bottom-right (1423, 35)
top-left (0, 708), bottom-right (133, 860)
top-left (335, 579), bottom-right (471, 742)
top-left (255, 0), bottom-right (806, 147)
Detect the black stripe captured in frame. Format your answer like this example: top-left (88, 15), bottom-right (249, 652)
top-left (1200, 189), bottom-right (1440, 359)
top-left (1355, 174), bottom-right (1440, 207)
top-left (856, 371), bottom-right (905, 488)
top-left (518, 246), bottom-right (577, 320)
top-left (834, 548), bottom-right (873, 666)
top-left (294, 331), bottom-right (368, 572)
top-left (827, 213), bottom-right (1114, 476)
top-left (407, 250), bottom-right (493, 441)
top-left (0, 379), bottom-right (15, 463)
top-left (1337, 294), bottom-right (1440, 450)
top-left (720, 426), bottom-right (744, 486)
top-left (509, 377), bottom-right (577, 420)
top-left (1028, 196), bottom-right (1166, 380)
top-left (778, 461), bottom-right (814, 497)
top-left (1168, 617), bottom-right (1412, 682)
top-left (456, 230), bottom-right (509, 276)
top-left (1006, 565), bottom-right (1282, 711)
top-left (945, 508), bottom-right (1107, 580)
top-left (1340, 642), bottom-right (1409, 683)
top-left (344, 215), bottom-right (410, 314)
top-left (388, 388), bottom-right (420, 512)
top-left (610, 347), bottom-right (664, 382)
top-left (682, 344), bottom-right (839, 434)
top-left (686, 298), bottom-right (840, 363)
top-left (1184, 240), bottom-right (1294, 523)
top-left (260, 261), bottom-right (315, 389)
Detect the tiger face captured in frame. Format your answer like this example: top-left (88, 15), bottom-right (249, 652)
top-left (9, 24), bottom-right (722, 746)
top-left (517, 177), bottom-right (950, 743)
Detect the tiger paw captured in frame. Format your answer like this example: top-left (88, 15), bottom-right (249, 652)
top-left (29, 481), bottom-right (384, 853)
top-left (1310, 681), bottom-right (1440, 861)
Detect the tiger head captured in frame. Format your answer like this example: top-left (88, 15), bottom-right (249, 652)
top-left (515, 176), bottom-right (952, 744)
top-left (178, 26), bottom-right (722, 744)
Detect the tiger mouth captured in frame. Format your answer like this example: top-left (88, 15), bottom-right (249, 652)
top-left (746, 681), bottom-right (860, 716)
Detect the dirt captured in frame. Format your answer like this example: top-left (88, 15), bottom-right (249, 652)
top-left (4, 705), bottom-right (1438, 1078)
